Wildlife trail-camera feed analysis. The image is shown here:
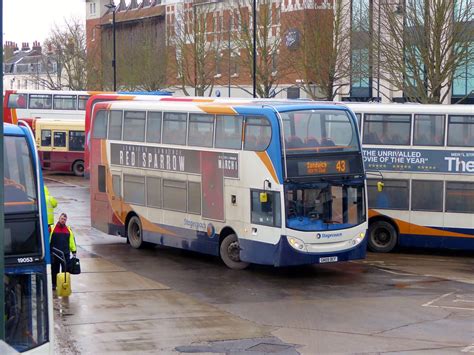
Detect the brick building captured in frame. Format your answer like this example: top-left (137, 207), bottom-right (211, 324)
top-left (86, 0), bottom-right (474, 103)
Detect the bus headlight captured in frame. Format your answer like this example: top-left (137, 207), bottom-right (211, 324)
top-left (287, 236), bottom-right (307, 252)
top-left (349, 232), bottom-right (365, 247)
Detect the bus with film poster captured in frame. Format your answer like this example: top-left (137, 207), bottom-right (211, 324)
top-left (89, 99), bottom-right (367, 269)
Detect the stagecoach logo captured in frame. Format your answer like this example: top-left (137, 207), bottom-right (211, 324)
top-left (316, 232), bottom-right (343, 239)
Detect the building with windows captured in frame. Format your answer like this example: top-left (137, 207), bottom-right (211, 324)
top-left (3, 41), bottom-right (60, 90)
top-left (85, 0), bottom-right (474, 103)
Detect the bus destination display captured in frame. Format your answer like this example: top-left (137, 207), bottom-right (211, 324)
top-left (298, 159), bottom-right (349, 175)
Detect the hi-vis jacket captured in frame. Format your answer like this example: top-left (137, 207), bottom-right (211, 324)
top-left (44, 186), bottom-right (58, 225)
top-left (50, 224), bottom-right (77, 254)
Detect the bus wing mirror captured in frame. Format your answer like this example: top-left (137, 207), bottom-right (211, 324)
top-left (377, 181), bottom-right (384, 192)
top-left (260, 192), bottom-right (268, 203)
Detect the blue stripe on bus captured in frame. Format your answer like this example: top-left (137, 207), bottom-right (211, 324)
top-left (399, 234), bottom-right (474, 250)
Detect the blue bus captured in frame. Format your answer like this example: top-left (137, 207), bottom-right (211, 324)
top-left (4, 122), bottom-right (52, 353)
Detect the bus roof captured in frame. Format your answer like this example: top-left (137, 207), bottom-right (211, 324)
top-left (98, 98), bottom-right (351, 114)
top-left (344, 102), bottom-right (474, 115)
top-left (4, 123), bottom-right (27, 136)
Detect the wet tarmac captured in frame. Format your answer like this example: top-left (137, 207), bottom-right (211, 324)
top-left (46, 173), bottom-right (474, 354)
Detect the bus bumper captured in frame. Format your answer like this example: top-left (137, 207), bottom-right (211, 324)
top-left (239, 235), bottom-right (367, 267)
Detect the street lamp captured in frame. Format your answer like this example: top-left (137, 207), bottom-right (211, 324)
top-left (252, 0), bottom-right (257, 98)
top-left (105, 0), bottom-right (117, 91)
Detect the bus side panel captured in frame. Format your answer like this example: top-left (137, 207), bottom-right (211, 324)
top-left (398, 233), bottom-right (474, 250)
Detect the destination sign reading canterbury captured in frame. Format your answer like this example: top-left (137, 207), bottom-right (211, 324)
top-left (110, 143), bottom-right (239, 177)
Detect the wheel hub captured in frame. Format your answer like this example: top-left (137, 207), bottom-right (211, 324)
top-left (227, 241), bottom-right (241, 262)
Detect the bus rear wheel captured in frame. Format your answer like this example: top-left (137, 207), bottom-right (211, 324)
top-left (72, 160), bottom-right (84, 176)
top-left (127, 216), bottom-right (145, 249)
top-left (368, 220), bottom-right (398, 253)
top-left (220, 234), bottom-right (249, 270)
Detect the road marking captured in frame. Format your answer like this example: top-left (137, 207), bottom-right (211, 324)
top-left (454, 299), bottom-right (474, 303)
top-left (422, 292), bottom-right (454, 307)
top-left (461, 344), bottom-right (474, 353)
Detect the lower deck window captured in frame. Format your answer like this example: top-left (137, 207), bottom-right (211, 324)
top-left (123, 175), bottom-right (145, 205)
top-left (251, 190), bottom-right (281, 227)
top-left (446, 181), bottom-right (474, 213)
top-left (163, 179), bottom-right (187, 212)
top-left (368, 179), bottom-right (409, 210)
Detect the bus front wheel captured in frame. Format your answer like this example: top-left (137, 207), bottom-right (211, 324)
top-left (127, 216), bottom-right (145, 249)
top-left (72, 160), bottom-right (84, 176)
top-left (368, 220), bottom-right (398, 253)
top-left (220, 234), bottom-right (249, 270)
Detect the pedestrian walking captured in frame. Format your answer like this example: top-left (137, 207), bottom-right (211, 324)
top-left (50, 213), bottom-right (77, 290)
top-left (44, 186), bottom-right (58, 232)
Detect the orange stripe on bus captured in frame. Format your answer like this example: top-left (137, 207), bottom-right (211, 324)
top-left (369, 209), bottom-right (474, 239)
top-left (12, 109), bottom-right (18, 124)
top-left (198, 105), bottom-right (237, 115)
top-left (256, 151), bottom-right (280, 184)
top-left (5, 201), bottom-right (35, 206)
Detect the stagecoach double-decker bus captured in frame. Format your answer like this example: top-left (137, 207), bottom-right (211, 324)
top-left (4, 122), bottom-right (53, 353)
top-left (346, 103), bottom-right (474, 253)
top-left (89, 99), bottom-right (367, 269)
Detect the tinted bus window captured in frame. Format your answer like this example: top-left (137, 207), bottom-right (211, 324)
top-left (123, 175), bottom-right (145, 205)
top-left (147, 177), bottom-right (161, 208)
top-left (123, 111), bottom-right (146, 142)
top-left (41, 130), bottom-right (51, 147)
top-left (163, 179), bottom-right (187, 212)
top-left (92, 110), bottom-right (107, 139)
top-left (53, 132), bottom-right (66, 147)
top-left (7, 93), bottom-right (27, 108)
top-left (78, 95), bottom-right (90, 110)
top-left (363, 114), bottom-right (411, 145)
top-left (215, 115), bottom-right (243, 149)
top-left (412, 180), bottom-right (443, 211)
top-left (447, 115), bottom-right (474, 147)
top-left (162, 113), bottom-right (187, 145)
top-left (4, 136), bottom-right (37, 215)
top-left (146, 111), bottom-right (162, 143)
top-left (108, 110), bottom-right (123, 140)
top-left (446, 181), bottom-right (474, 213)
top-left (29, 94), bottom-right (52, 109)
top-left (413, 115), bottom-right (445, 146)
top-left (355, 113), bottom-right (361, 131)
top-left (368, 179), bottom-right (409, 210)
top-left (112, 175), bottom-right (121, 198)
top-left (251, 190), bottom-right (281, 227)
top-left (244, 116), bottom-right (271, 151)
top-left (188, 182), bottom-right (201, 214)
top-left (188, 114), bottom-right (214, 147)
top-left (69, 131), bottom-right (85, 151)
top-left (53, 95), bottom-right (77, 110)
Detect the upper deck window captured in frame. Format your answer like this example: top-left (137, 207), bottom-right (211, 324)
top-left (281, 109), bottom-right (359, 154)
top-left (78, 95), bottom-right (90, 110)
top-left (448, 115), bottom-right (474, 147)
top-left (146, 111), bottom-right (162, 143)
top-left (7, 93), bottom-right (27, 108)
top-left (244, 116), bottom-right (271, 151)
top-left (108, 110), bottom-right (123, 140)
top-left (162, 112), bottom-right (187, 145)
top-left (363, 114), bottom-right (411, 145)
top-left (188, 114), bottom-right (214, 148)
top-left (29, 94), bottom-right (52, 109)
top-left (53, 95), bottom-right (77, 110)
top-left (92, 110), bottom-right (107, 139)
top-left (413, 115), bottom-right (445, 146)
top-left (123, 111), bottom-right (146, 142)
top-left (215, 115), bottom-right (243, 149)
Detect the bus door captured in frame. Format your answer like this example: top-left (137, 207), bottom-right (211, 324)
top-left (39, 128), bottom-right (52, 170)
top-left (249, 189), bottom-right (281, 248)
top-left (110, 169), bottom-right (123, 226)
top-left (51, 130), bottom-right (69, 171)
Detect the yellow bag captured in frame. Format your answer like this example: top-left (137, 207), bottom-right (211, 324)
top-left (56, 272), bottom-right (72, 297)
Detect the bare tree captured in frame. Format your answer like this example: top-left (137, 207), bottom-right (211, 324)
top-left (376, 0), bottom-right (474, 103)
top-left (283, 0), bottom-right (351, 100)
top-left (233, 0), bottom-right (285, 98)
top-left (169, 1), bottom-right (223, 96)
top-left (31, 18), bottom-right (89, 90)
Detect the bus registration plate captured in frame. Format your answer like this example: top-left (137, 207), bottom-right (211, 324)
top-left (319, 256), bottom-right (338, 263)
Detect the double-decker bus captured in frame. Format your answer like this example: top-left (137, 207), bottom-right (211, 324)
top-left (89, 99), bottom-right (367, 269)
top-left (4, 89), bottom-right (97, 124)
top-left (35, 118), bottom-right (85, 176)
top-left (346, 103), bottom-right (474, 252)
top-left (4, 122), bottom-right (53, 353)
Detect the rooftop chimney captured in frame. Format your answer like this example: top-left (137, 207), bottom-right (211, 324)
top-left (3, 41), bottom-right (14, 60)
top-left (32, 40), bottom-right (42, 53)
top-left (21, 42), bottom-right (30, 51)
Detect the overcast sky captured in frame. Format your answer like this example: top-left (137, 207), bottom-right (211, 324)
top-left (3, 0), bottom-right (86, 46)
